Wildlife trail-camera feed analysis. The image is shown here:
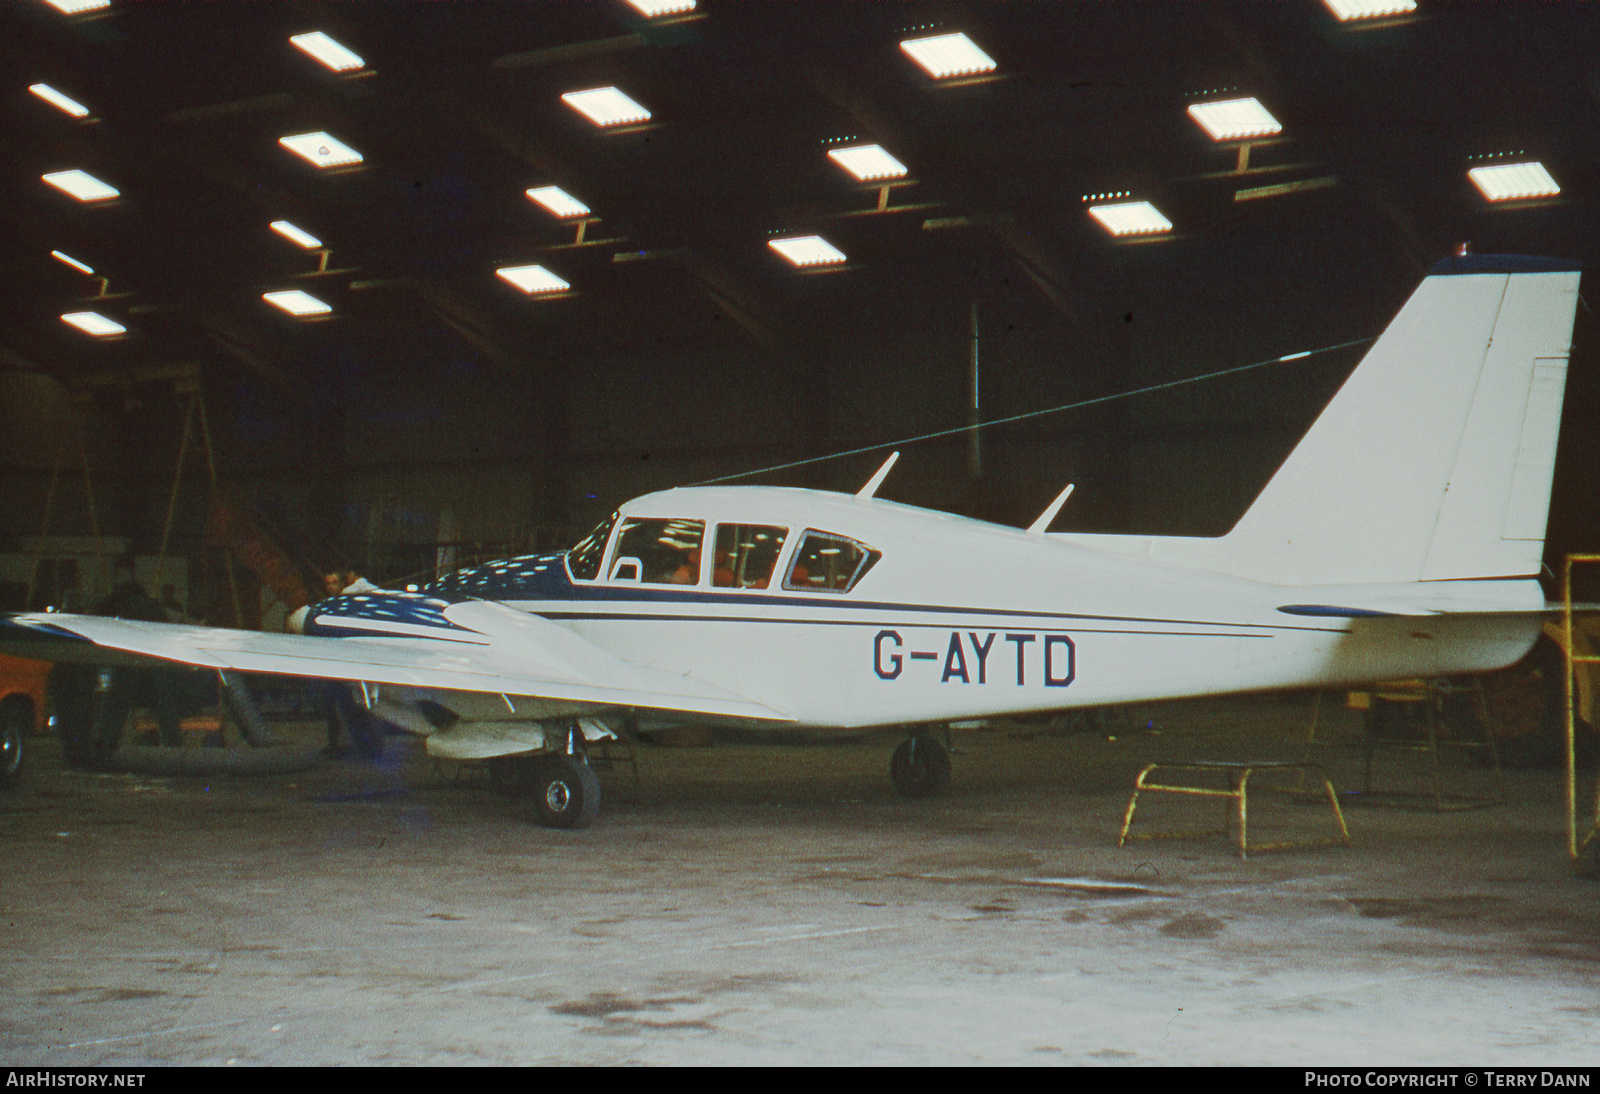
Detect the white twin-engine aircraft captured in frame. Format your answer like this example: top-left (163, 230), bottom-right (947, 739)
top-left (2, 255), bottom-right (1582, 827)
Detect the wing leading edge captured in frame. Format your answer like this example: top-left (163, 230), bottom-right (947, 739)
top-left (0, 611), bottom-right (790, 724)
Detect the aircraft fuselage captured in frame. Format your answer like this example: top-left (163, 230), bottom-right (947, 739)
top-left (304, 484), bottom-right (1545, 730)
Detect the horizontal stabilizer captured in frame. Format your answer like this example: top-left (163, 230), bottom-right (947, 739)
top-left (1278, 604), bottom-right (1402, 618)
top-left (1279, 602), bottom-right (1599, 618)
top-left (1279, 601), bottom-right (1600, 619)
top-left (1274, 577), bottom-right (1561, 618)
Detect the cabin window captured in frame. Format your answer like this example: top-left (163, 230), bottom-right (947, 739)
top-left (566, 511), bottom-right (618, 581)
top-left (610, 518), bottom-right (706, 585)
top-left (711, 525), bottom-right (788, 589)
top-left (782, 530), bottom-right (880, 593)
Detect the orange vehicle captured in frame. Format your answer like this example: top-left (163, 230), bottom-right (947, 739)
top-left (0, 653), bottom-right (50, 788)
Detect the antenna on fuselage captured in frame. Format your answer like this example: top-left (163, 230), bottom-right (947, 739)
top-left (1026, 483), bottom-right (1074, 534)
top-left (856, 451), bottom-right (900, 500)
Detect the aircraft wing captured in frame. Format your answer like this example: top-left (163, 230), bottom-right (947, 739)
top-left (0, 610), bottom-right (791, 724)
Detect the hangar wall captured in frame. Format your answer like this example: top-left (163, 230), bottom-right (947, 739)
top-left (1, 250), bottom-right (1404, 597)
top-left (8, 244), bottom-right (1589, 604)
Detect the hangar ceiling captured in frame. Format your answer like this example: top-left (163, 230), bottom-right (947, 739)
top-left (3, 0), bottom-right (1598, 570)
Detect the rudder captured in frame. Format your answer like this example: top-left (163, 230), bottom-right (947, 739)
top-left (1209, 255), bottom-right (1580, 587)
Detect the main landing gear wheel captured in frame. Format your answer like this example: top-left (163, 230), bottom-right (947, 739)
top-left (533, 756), bottom-right (601, 829)
top-left (890, 732), bottom-right (951, 798)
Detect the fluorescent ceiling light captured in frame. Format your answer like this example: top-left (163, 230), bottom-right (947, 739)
top-left (263, 290), bottom-right (332, 316)
top-left (561, 87), bottom-right (651, 127)
top-left (61, 312), bottom-right (124, 336)
top-left (827, 145), bottom-right (908, 181)
top-left (279, 132), bottom-right (364, 168)
top-left (270, 220), bottom-right (324, 248)
top-left (899, 32), bottom-right (997, 79)
top-left (497, 265), bottom-right (570, 294)
top-left (42, 0), bottom-right (110, 13)
top-left (51, 250), bottom-right (94, 274)
top-left (526, 186), bottom-right (591, 218)
top-left (624, 0), bottom-right (696, 15)
top-left (289, 31), bottom-right (365, 72)
top-left (768, 236), bottom-right (847, 267)
top-left (1468, 162), bottom-right (1560, 202)
top-left (42, 169), bottom-right (119, 201)
top-left (1187, 98), bottom-right (1282, 141)
top-left (1087, 201), bottom-right (1173, 236)
top-left (1323, 0), bottom-right (1416, 20)
top-left (29, 83), bottom-right (90, 117)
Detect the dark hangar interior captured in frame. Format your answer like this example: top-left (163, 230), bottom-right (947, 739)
top-left (3, 0), bottom-right (1597, 614)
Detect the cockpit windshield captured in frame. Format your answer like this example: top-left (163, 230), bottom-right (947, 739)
top-left (566, 511), bottom-right (618, 581)
top-left (610, 518), bottom-right (706, 584)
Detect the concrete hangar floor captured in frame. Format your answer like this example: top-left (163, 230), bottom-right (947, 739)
top-left (1, 693), bottom-right (1595, 1067)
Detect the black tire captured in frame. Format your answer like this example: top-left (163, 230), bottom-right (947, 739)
top-left (533, 756), bottom-right (601, 829)
top-left (0, 697), bottom-right (27, 789)
top-left (890, 732), bottom-right (951, 797)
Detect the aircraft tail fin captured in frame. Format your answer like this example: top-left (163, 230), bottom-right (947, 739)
top-left (1203, 255), bottom-right (1581, 586)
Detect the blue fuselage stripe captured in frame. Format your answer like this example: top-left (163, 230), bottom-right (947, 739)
top-left (522, 593), bottom-right (1349, 635)
top-left (536, 611), bottom-right (1291, 638)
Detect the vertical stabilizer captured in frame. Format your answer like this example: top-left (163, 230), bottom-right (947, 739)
top-left (1206, 256), bottom-right (1580, 586)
